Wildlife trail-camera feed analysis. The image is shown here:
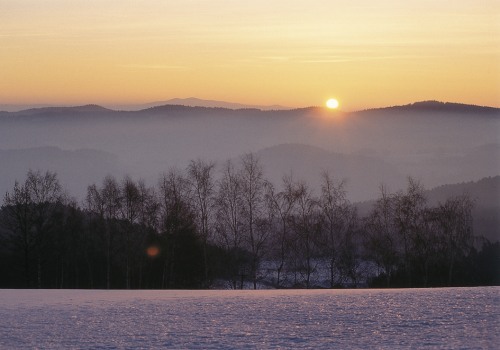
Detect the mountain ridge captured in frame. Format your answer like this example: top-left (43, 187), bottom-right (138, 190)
top-left (356, 100), bottom-right (499, 115)
top-left (1, 99), bottom-right (497, 206)
top-left (130, 97), bottom-right (291, 111)
top-left (1, 100), bottom-right (498, 116)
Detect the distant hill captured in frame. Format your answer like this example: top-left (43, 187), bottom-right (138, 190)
top-left (0, 100), bottom-right (498, 205)
top-left (0, 103), bottom-right (310, 122)
top-left (0, 147), bottom-right (124, 199)
top-left (255, 143), bottom-right (406, 202)
top-left (426, 176), bottom-right (500, 206)
top-left (0, 104), bottom-right (117, 122)
top-left (108, 97), bottom-right (291, 111)
top-left (357, 100), bottom-right (499, 115)
top-left (1, 100), bottom-right (498, 120)
top-left (427, 176), bottom-right (500, 243)
top-left (0, 103), bottom-right (53, 112)
top-left (23, 104), bottom-right (113, 114)
top-left (356, 176), bottom-right (500, 243)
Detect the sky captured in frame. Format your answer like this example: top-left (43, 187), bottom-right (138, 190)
top-left (1, 0), bottom-right (499, 110)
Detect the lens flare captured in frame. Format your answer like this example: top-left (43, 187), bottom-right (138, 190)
top-left (146, 246), bottom-right (160, 258)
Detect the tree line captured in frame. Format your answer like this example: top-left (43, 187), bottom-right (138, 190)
top-left (1, 154), bottom-right (498, 289)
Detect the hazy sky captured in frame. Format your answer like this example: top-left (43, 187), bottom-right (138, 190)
top-left (2, 0), bottom-right (499, 110)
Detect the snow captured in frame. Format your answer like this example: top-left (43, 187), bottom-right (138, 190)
top-left (0, 288), bottom-right (498, 349)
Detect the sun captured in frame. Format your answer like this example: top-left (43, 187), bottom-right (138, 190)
top-left (326, 98), bottom-right (339, 109)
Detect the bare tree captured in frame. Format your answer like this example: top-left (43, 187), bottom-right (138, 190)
top-left (3, 180), bottom-right (35, 287)
top-left (414, 207), bottom-right (442, 286)
top-left (2, 170), bottom-right (64, 288)
top-left (240, 153), bottom-right (269, 289)
top-left (136, 180), bottom-right (159, 288)
top-left (215, 160), bottom-right (245, 289)
top-left (265, 174), bottom-right (298, 288)
top-left (393, 177), bottom-right (427, 286)
top-left (119, 176), bottom-right (140, 289)
top-left (319, 172), bottom-right (358, 287)
top-left (187, 159), bottom-right (216, 287)
top-left (137, 180), bottom-right (159, 231)
top-left (86, 175), bottom-right (121, 289)
top-left (363, 185), bottom-right (400, 287)
top-left (435, 194), bottom-right (474, 285)
top-left (158, 168), bottom-right (197, 288)
top-left (291, 180), bottom-right (321, 288)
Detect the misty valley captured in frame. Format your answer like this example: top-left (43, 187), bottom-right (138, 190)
top-left (0, 101), bottom-right (499, 289)
top-left (4, 2), bottom-right (498, 348)
top-left (0, 101), bottom-right (498, 203)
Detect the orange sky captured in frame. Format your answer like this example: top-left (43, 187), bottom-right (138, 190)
top-left (1, 0), bottom-right (499, 110)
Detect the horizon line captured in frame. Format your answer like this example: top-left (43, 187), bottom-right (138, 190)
top-left (1, 99), bottom-right (499, 114)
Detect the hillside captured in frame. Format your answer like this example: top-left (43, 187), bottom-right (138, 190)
top-left (356, 100), bottom-right (499, 115)
top-left (427, 176), bottom-right (500, 243)
top-left (256, 143), bottom-right (405, 202)
top-left (356, 176), bottom-right (500, 243)
top-left (2, 99), bottom-right (498, 117)
top-left (0, 147), bottom-right (123, 199)
top-left (109, 97), bottom-right (291, 111)
top-left (0, 100), bottom-right (498, 204)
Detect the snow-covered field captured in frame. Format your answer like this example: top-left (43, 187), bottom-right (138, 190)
top-left (1, 287), bottom-right (498, 349)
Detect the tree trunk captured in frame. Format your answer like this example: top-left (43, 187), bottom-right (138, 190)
top-left (330, 257), bottom-right (335, 288)
top-left (37, 254), bottom-right (42, 289)
top-left (106, 224), bottom-right (112, 289)
top-left (24, 245), bottom-right (30, 288)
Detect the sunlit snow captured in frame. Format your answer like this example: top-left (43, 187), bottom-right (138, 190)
top-left (1, 288), bottom-right (498, 349)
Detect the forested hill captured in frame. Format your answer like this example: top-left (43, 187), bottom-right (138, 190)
top-left (0, 103), bottom-right (314, 120)
top-left (427, 176), bottom-right (500, 243)
top-left (1, 100), bottom-right (498, 119)
top-left (426, 176), bottom-right (500, 206)
top-left (0, 100), bottom-right (498, 204)
top-left (356, 176), bottom-right (500, 243)
top-left (0, 104), bottom-right (116, 119)
top-left (355, 101), bottom-right (500, 115)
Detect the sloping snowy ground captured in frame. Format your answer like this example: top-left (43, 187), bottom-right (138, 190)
top-left (0, 288), bottom-right (498, 349)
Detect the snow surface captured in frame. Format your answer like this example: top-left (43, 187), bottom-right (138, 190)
top-left (0, 288), bottom-right (498, 349)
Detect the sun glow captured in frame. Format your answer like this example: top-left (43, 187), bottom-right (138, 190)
top-left (326, 98), bottom-right (339, 109)
top-left (0, 2), bottom-right (498, 108)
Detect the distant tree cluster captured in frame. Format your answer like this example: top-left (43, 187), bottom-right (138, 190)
top-left (1, 157), bottom-right (498, 289)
